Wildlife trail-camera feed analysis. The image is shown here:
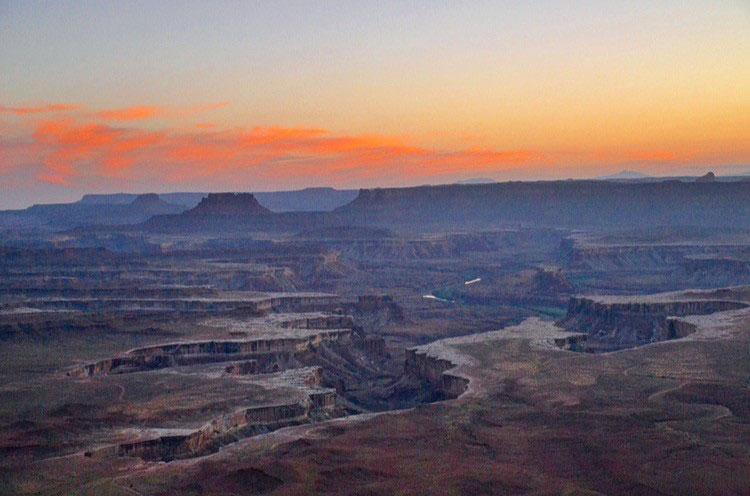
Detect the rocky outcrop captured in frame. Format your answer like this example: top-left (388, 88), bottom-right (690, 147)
top-left (261, 294), bottom-right (341, 312)
top-left (404, 349), bottom-right (469, 400)
top-left (225, 360), bottom-right (259, 375)
top-left (360, 337), bottom-right (386, 354)
top-left (77, 188), bottom-right (358, 212)
top-left (665, 317), bottom-right (698, 339)
top-left (2, 193), bottom-right (185, 230)
top-left (114, 390), bottom-right (340, 461)
top-left (278, 314), bottom-right (355, 330)
top-left (20, 293), bottom-right (339, 314)
top-left (530, 268), bottom-right (575, 295)
top-left (559, 295), bottom-right (748, 351)
top-left (185, 193), bottom-right (271, 217)
top-left (71, 329), bottom-right (353, 377)
top-left (114, 434), bottom-right (189, 461)
top-left (403, 318), bottom-right (585, 399)
top-left (553, 333), bottom-right (588, 351)
top-left (128, 193), bottom-right (176, 210)
top-left (352, 295), bottom-right (404, 321)
top-left (696, 171), bottom-right (716, 183)
top-left (560, 235), bottom-right (749, 273)
top-left (678, 257), bottom-right (750, 287)
top-left (563, 244), bottom-right (695, 271)
top-left (336, 181), bottom-right (750, 229)
top-left (565, 297), bottom-right (747, 318)
top-left (140, 192), bottom-right (307, 234)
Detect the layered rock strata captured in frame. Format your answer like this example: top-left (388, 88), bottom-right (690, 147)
top-left (71, 329), bottom-right (353, 377)
top-left (559, 293), bottom-right (749, 351)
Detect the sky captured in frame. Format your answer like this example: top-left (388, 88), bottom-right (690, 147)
top-left (1, 0), bottom-right (749, 208)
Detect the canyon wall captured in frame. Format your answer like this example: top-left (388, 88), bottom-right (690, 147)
top-left (113, 390), bottom-right (339, 461)
top-left (559, 296), bottom-right (748, 351)
top-left (404, 348), bottom-right (469, 400)
top-left (72, 329), bottom-right (353, 377)
top-left (337, 181), bottom-right (750, 229)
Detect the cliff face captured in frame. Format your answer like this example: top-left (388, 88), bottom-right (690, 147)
top-left (140, 193), bottom-right (331, 233)
top-left (560, 242), bottom-right (749, 272)
top-left (403, 348), bottom-right (469, 400)
top-left (225, 360), bottom-right (259, 375)
top-left (72, 329), bottom-right (354, 377)
top-left (559, 296), bottom-right (748, 351)
top-left (17, 293), bottom-right (339, 314)
top-left (336, 181), bottom-right (750, 229)
top-left (563, 244), bottom-right (691, 270)
top-left (113, 390), bottom-right (340, 461)
top-left (565, 297), bottom-right (747, 318)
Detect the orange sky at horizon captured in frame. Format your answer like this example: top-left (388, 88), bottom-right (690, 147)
top-left (1, 101), bottom-right (747, 190)
top-left (1, 1), bottom-right (749, 208)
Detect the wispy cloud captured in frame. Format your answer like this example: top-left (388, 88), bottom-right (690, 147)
top-left (0, 103), bottom-right (80, 115)
top-left (94, 101), bottom-right (229, 121)
top-left (96, 105), bottom-right (166, 121)
top-left (3, 101), bottom-right (743, 192)
top-left (7, 111), bottom-right (544, 187)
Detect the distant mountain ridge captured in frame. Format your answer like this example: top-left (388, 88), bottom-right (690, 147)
top-left (596, 170), bottom-right (651, 180)
top-left (335, 180), bottom-right (750, 229)
top-left (454, 178), bottom-right (496, 185)
top-left (254, 187), bottom-right (358, 212)
top-left (7, 178), bottom-right (750, 233)
top-left (140, 180), bottom-right (750, 234)
top-left (78, 187), bottom-right (358, 211)
top-left (141, 192), bottom-right (316, 233)
top-left (0, 193), bottom-right (185, 230)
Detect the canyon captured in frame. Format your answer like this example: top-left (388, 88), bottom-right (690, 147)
top-left (1, 181), bottom-right (749, 495)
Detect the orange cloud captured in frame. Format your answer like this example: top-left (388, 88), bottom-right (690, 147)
top-left (0, 103), bottom-right (80, 115)
top-left (18, 114), bottom-right (545, 187)
top-left (3, 109), bottom-right (745, 192)
top-left (95, 101), bottom-right (229, 122)
top-left (96, 105), bottom-right (166, 121)
top-left (25, 108), bottom-right (739, 188)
